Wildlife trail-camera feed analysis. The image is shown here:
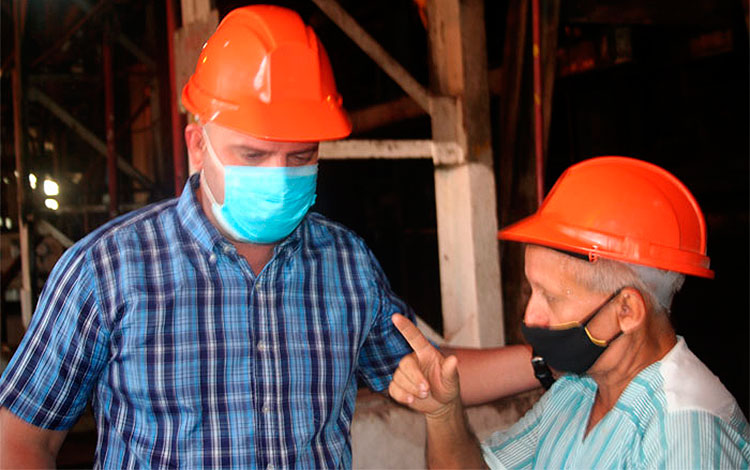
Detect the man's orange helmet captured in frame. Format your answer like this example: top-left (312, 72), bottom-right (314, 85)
top-left (182, 5), bottom-right (352, 142)
top-left (499, 156), bottom-right (713, 278)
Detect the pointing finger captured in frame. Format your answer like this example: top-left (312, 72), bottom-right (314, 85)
top-left (392, 314), bottom-right (438, 362)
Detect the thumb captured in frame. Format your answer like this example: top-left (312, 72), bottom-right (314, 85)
top-left (440, 355), bottom-right (460, 391)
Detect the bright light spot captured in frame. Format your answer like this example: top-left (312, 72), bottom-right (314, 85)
top-left (4, 217), bottom-right (11, 230)
top-left (28, 173), bottom-right (37, 189)
top-left (43, 179), bottom-right (59, 196)
top-left (44, 141), bottom-right (55, 152)
top-left (44, 198), bottom-right (59, 211)
top-left (2, 177), bottom-right (8, 184)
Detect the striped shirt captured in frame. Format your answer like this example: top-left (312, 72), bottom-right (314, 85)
top-left (482, 337), bottom-right (750, 469)
top-left (0, 174), bottom-right (415, 469)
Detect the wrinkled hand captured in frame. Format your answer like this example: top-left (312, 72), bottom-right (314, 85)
top-left (388, 314), bottom-right (461, 419)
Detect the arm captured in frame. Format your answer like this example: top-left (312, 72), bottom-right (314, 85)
top-left (425, 402), bottom-right (488, 469)
top-left (0, 407), bottom-right (68, 469)
top-left (444, 345), bottom-right (538, 406)
top-left (388, 314), bottom-right (488, 469)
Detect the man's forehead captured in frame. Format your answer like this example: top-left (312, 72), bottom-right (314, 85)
top-left (206, 122), bottom-right (320, 151)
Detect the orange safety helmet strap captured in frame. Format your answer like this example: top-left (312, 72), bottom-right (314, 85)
top-left (181, 5), bottom-right (351, 142)
top-left (498, 156), bottom-right (714, 279)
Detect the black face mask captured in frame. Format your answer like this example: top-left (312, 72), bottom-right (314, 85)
top-left (521, 288), bottom-right (624, 375)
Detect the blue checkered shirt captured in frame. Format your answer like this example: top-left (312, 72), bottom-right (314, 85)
top-left (0, 174), bottom-right (415, 469)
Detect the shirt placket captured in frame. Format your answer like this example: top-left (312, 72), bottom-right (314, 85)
top-left (250, 251), bottom-right (283, 470)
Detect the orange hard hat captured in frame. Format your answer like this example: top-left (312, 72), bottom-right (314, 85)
top-left (498, 156), bottom-right (713, 278)
top-left (181, 5), bottom-right (352, 142)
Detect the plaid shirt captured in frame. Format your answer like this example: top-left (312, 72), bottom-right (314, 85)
top-left (0, 174), bottom-right (415, 469)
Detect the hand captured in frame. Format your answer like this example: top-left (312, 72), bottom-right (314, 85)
top-left (388, 314), bottom-right (461, 419)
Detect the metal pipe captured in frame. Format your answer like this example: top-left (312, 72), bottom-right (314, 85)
top-left (532, 0), bottom-right (544, 206)
top-left (166, 0), bottom-right (186, 196)
top-left (103, 27), bottom-right (118, 218)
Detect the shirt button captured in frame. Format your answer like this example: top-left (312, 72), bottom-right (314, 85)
top-left (267, 465), bottom-right (275, 470)
top-left (257, 341), bottom-right (266, 351)
top-left (223, 244), bottom-right (233, 254)
top-left (209, 254), bottom-right (217, 263)
top-left (262, 405), bottom-right (271, 414)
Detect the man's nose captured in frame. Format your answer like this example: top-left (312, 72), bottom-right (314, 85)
top-left (523, 298), bottom-right (549, 327)
top-left (257, 153), bottom-right (287, 168)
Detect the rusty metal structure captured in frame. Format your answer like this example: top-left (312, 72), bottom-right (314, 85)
top-left (0, 3), bottom-right (747, 464)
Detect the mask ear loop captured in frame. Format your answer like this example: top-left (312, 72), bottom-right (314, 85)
top-left (581, 286), bottom-right (628, 346)
top-left (200, 127), bottom-right (224, 207)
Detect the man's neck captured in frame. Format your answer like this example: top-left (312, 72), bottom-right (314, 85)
top-left (586, 323), bottom-right (677, 434)
top-left (234, 242), bottom-right (275, 276)
top-left (196, 183), bottom-right (277, 276)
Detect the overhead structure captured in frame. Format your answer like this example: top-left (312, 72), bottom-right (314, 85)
top-left (310, 0), bottom-right (505, 347)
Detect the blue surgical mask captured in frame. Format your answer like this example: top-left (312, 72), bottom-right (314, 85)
top-left (201, 128), bottom-right (318, 244)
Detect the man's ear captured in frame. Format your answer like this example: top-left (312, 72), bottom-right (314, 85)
top-left (185, 123), bottom-right (206, 172)
top-left (616, 287), bottom-right (647, 333)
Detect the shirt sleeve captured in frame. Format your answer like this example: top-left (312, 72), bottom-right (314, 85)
top-left (482, 387), bottom-right (552, 470)
top-left (642, 408), bottom-right (750, 470)
top-left (355, 244), bottom-right (416, 392)
top-left (0, 244), bottom-right (110, 430)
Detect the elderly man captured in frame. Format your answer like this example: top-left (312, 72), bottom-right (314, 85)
top-left (389, 156), bottom-right (750, 468)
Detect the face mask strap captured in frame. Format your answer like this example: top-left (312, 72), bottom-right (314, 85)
top-left (580, 286), bottom-right (626, 327)
top-left (200, 127), bottom-right (224, 207)
top-left (581, 286), bottom-right (631, 346)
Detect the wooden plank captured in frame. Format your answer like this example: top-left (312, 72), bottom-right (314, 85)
top-left (542, 0), bottom-right (560, 160)
top-left (311, 0), bottom-right (431, 112)
top-left (36, 220), bottom-right (74, 248)
top-left (498, 0), bottom-right (528, 228)
top-left (349, 67), bottom-right (502, 134)
top-left (180, 0), bottom-right (211, 26)
top-left (319, 139), bottom-right (462, 165)
top-left (427, 0), bottom-right (504, 348)
top-left (28, 87), bottom-right (154, 188)
top-left (173, 9), bottom-right (218, 111)
top-left (12, 0), bottom-right (34, 329)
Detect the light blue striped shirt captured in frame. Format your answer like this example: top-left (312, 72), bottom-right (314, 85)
top-left (483, 338), bottom-right (750, 469)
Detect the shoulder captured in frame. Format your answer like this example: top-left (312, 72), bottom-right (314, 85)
top-left (658, 338), bottom-right (742, 423)
top-left (301, 212), bottom-right (372, 253)
top-left (637, 338), bottom-right (750, 464)
top-left (53, 199), bottom-right (179, 274)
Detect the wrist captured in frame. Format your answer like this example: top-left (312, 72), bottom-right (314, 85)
top-left (425, 399), bottom-right (464, 424)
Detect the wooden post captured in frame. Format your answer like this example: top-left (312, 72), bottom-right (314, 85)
top-left (12, 0), bottom-right (34, 328)
top-left (427, 0), bottom-right (504, 347)
top-left (103, 25), bottom-right (118, 218)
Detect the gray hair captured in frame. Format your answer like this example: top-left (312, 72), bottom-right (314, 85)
top-left (565, 255), bottom-right (686, 315)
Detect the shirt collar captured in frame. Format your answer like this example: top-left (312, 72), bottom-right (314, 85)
top-left (177, 173), bottom-right (305, 255)
top-left (176, 173), bottom-right (225, 253)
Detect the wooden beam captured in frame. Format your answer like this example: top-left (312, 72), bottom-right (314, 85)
top-left (180, 0), bottom-right (211, 26)
top-left (542, 0), bottom-right (560, 159)
top-left (28, 87), bottom-right (154, 188)
top-left (36, 220), bottom-right (74, 248)
top-left (311, 0), bottom-right (432, 112)
top-left (498, 0), bottom-right (528, 228)
top-left (319, 139), bottom-right (462, 165)
top-left (12, 0), bottom-right (33, 329)
top-left (349, 67), bottom-right (503, 134)
top-left (427, 0), bottom-right (504, 347)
